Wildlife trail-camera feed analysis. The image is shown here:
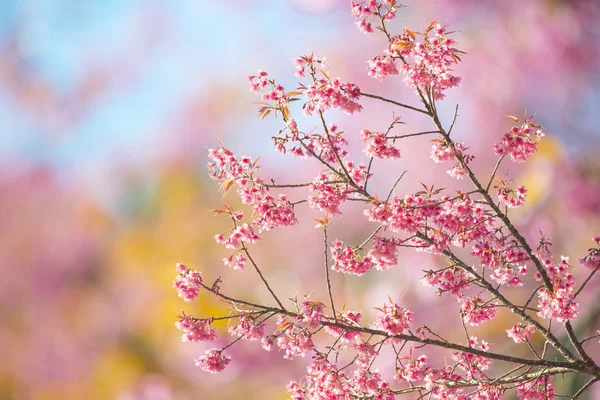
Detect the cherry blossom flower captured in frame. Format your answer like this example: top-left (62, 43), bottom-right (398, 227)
top-left (175, 315), bottom-right (216, 342)
top-left (351, 0), bottom-right (397, 34)
top-left (363, 130), bottom-right (401, 159)
top-left (452, 337), bottom-right (492, 379)
top-left (324, 310), bottom-right (363, 342)
top-left (506, 323), bottom-right (536, 344)
top-left (497, 185), bottom-right (527, 208)
top-left (276, 320), bottom-right (315, 360)
top-left (173, 263), bottom-right (202, 302)
top-left (388, 24), bottom-right (462, 100)
top-left (331, 240), bottom-right (375, 276)
top-left (494, 117), bottom-right (545, 162)
top-left (367, 55), bottom-right (399, 80)
top-left (395, 353), bottom-right (428, 383)
top-left (367, 237), bottom-right (398, 270)
top-left (516, 377), bottom-right (555, 400)
top-left (298, 296), bottom-right (325, 329)
top-left (195, 349), bottom-right (231, 374)
top-left (228, 314), bottom-right (265, 341)
top-left (579, 237), bottom-right (600, 270)
top-left (460, 296), bottom-right (498, 326)
top-left (309, 174), bottom-right (349, 217)
top-left (372, 300), bottom-right (413, 335)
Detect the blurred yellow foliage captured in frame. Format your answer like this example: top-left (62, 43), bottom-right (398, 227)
top-left (520, 136), bottom-right (563, 207)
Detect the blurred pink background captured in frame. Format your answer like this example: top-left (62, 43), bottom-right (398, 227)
top-left (1, 1), bottom-right (599, 399)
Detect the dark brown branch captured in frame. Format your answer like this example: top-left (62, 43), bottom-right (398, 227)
top-left (198, 281), bottom-right (580, 371)
top-left (387, 367), bottom-right (577, 396)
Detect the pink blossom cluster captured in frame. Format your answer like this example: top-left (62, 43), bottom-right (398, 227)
top-left (207, 146), bottom-right (247, 181)
top-left (367, 55), bottom-right (399, 80)
top-left (364, 194), bottom-right (436, 234)
top-left (497, 185), bottom-right (527, 208)
top-left (494, 118), bottom-right (545, 163)
top-left (362, 129), bottom-right (401, 159)
top-left (175, 315), bottom-right (216, 342)
top-left (422, 266), bottom-right (472, 299)
top-left (452, 337), bottom-right (492, 379)
top-left (535, 244), bottom-right (579, 322)
top-left (295, 55), bottom-right (362, 115)
top-left (431, 140), bottom-right (472, 179)
top-left (351, 339), bottom-right (377, 367)
top-left (330, 237), bottom-right (398, 276)
top-left (410, 231), bottom-right (451, 255)
top-left (506, 323), bottom-right (536, 344)
top-left (247, 70), bottom-right (269, 94)
top-left (194, 349), bottom-right (231, 374)
top-left (422, 366), bottom-right (466, 399)
top-left (298, 296), bottom-right (325, 329)
top-left (516, 377), bottom-right (555, 400)
top-left (287, 358), bottom-right (348, 400)
top-left (579, 236), bottom-right (600, 269)
top-left (302, 76), bottom-right (362, 116)
top-left (305, 144), bottom-right (368, 217)
top-left (214, 223), bottom-right (259, 250)
top-left (362, 188), bottom-right (538, 307)
top-left (537, 285), bottom-right (579, 323)
top-left (430, 369), bottom-right (465, 396)
top-left (330, 239), bottom-right (375, 276)
top-left (305, 124), bottom-right (349, 164)
top-left (472, 384), bottom-right (505, 400)
top-left (173, 263), bottom-right (202, 302)
top-left (228, 314), bottom-right (265, 341)
top-left (391, 350), bottom-right (501, 400)
top-left (345, 161), bottom-right (371, 189)
top-left (490, 266), bottom-right (526, 287)
top-left (223, 254), bottom-right (247, 271)
top-left (324, 310), bottom-right (363, 342)
top-left (208, 146), bottom-right (298, 233)
top-left (471, 239), bottom-right (528, 270)
top-left (351, 0), bottom-right (397, 34)
top-left (309, 174), bottom-right (349, 217)
top-left (430, 140), bottom-right (459, 162)
top-left (294, 55), bottom-right (325, 79)
top-left (371, 301), bottom-right (413, 335)
top-left (435, 195), bottom-right (489, 248)
top-left (261, 336), bottom-right (274, 352)
top-left (447, 164), bottom-right (467, 179)
top-left (276, 318), bottom-right (316, 360)
top-left (288, 357), bottom-right (394, 400)
top-left (248, 70), bottom-right (287, 106)
top-left (240, 188), bottom-right (297, 232)
top-left (365, 191), bottom-right (495, 257)
top-left (395, 353), bottom-right (428, 383)
top-left (366, 237), bottom-right (399, 270)
top-left (349, 368), bottom-right (393, 399)
top-left (460, 296), bottom-right (498, 326)
top-left (386, 24), bottom-right (462, 100)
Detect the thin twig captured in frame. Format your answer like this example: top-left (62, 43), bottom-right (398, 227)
top-left (361, 92), bottom-right (431, 115)
top-left (388, 130), bottom-right (440, 140)
top-left (241, 244), bottom-right (286, 310)
top-left (323, 227), bottom-right (337, 320)
top-left (486, 155), bottom-right (506, 193)
top-left (572, 377), bottom-right (598, 399)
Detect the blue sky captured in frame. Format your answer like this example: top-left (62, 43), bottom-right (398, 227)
top-left (1, 0), bottom-right (598, 187)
